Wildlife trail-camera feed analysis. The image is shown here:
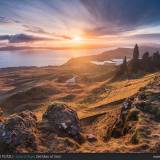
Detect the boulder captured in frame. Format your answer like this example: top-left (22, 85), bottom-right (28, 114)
top-left (87, 134), bottom-right (97, 142)
top-left (0, 110), bottom-right (37, 152)
top-left (122, 98), bottom-right (133, 110)
top-left (127, 108), bottom-right (140, 121)
top-left (42, 102), bottom-right (83, 142)
top-left (134, 100), bottom-right (151, 112)
top-left (138, 91), bottom-right (147, 100)
top-left (152, 142), bottom-right (160, 153)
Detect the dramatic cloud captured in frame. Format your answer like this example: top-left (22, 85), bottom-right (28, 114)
top-left (23, 25), bottom-right (48, 34)
top-left (80, 0), bottom-right (160, 33)
top-left (23, 25), bottom-right (72, 39)
top-left (0, 16), bottom-right (20, 25)
top-left (0, 34), bottom-right (51, 43)
top-left (0, 16), bottom-right (10, 24)
top-left (128, 34), bottom-right (160, 42)
top-left (1, 0), bottom-right (160, 34)
top-left (0, 0), bottom-right (160, 48)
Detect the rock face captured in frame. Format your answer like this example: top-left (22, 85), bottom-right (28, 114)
top-left (104, 97), bottom-right (137, 140)
top-left (0, 110), bottom-right (37, 152)
top-left (104, 76), bottom-right (160, 146)
top-left (134, 77), bottom-right (160, 121)
top-left (42, 102), bottom-right (83, 142)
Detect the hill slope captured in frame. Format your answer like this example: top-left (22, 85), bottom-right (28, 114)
top-left (0, 68), bottom-right (159, 153)
top-left (65, 46), bottom-right (160, 66)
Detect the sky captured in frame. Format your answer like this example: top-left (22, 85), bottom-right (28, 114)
top-left (1, 0), bottom-right (160, 50)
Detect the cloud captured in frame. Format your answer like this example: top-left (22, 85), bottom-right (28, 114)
top-left (23, 25), bottom-right (72, 40)
top-left (129, 33), bottom-right (160, 41)
top-left (23, 25), bottom-right (47, 34)
top-left (80, 0), bottom-right (160, 34)
top-left (1, 0), bottom-right (160, 45)
top-left (0, 16), bottom-right (10, 24)
top-left (0, 34), bottom-right (52, 43)
top-left (83, 26), bottom-right (125, 37)
top-left (0, 16), bottom-right (21, 25)
top-left (0, 35), bottom-right (10, 40)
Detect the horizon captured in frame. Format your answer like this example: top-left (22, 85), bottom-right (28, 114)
top-left (1, 0), bottom-right (160, 50)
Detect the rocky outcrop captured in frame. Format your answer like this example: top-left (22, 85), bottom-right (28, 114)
top-left (104, 76), bottom-right (160, 145)
top-left (104, 99), bottom-right (138, 140)
top-left (0, 110), bottom-right (38, 152)
top-left (115, 44), bottom-right (160, 80)
top-left (133, 77), bottom-right (160, 121)
top-left (0, 102), bottom-right (85, 153)
top-left (42, 102), bottom-right (84, 143)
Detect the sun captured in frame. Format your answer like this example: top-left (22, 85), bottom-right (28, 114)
top-left (72, 36), bottom-right (82, 43)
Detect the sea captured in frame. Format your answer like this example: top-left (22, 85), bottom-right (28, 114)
top-left (0, 48), bottom-right (110, 68)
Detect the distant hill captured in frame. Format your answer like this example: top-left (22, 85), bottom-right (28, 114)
top-left (65, 48), bottom-right (132, 66)
top-left (65, 46), bottom-right (160, 66)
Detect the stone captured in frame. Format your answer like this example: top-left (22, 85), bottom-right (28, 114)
top-left (87, 134), bottom-right (97, 142)
top-left (42, 102), bottom-right (83, 142)
top-left (104, 103), bottom-right (133, 139)
top-left (127, 108), bottom-right (140, 121)
top-left (122, 98), bottom-right (133, 110)
top-left (152, 142), bottom-right (160, 153)
top-left (138, 92), bottom-right (147, 100)
top-left (0, 110), bottom-right (37, 152)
